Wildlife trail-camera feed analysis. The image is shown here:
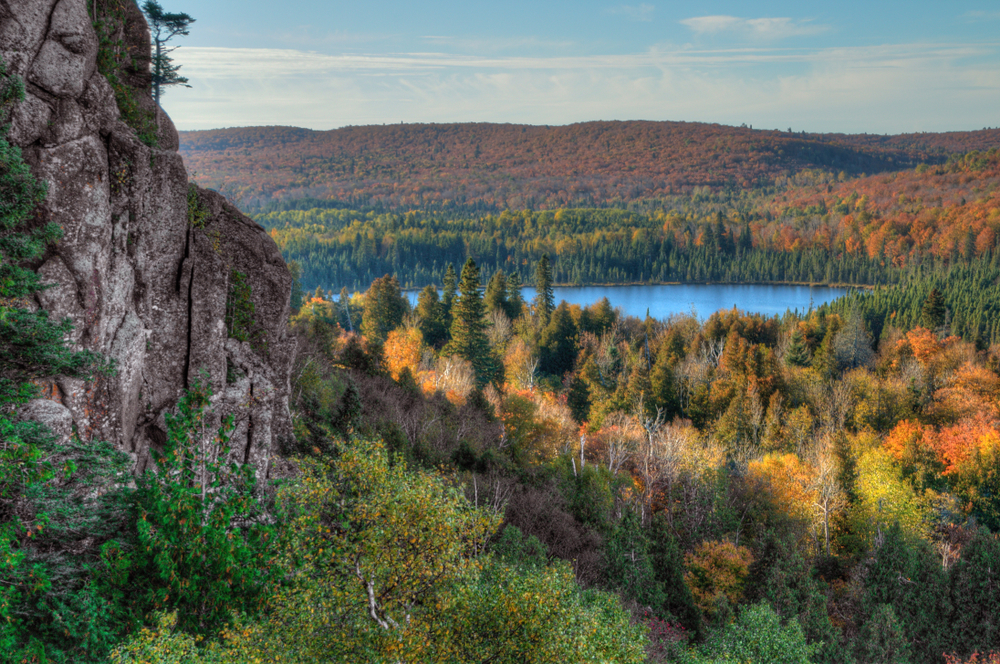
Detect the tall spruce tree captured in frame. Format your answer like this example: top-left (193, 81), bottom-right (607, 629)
top-left (785, 327), bottom-right (811, 367)
top-left (534, 254), bottom-right (554, 325)
top-left (483, 270), bottom-right (509, 317)
top-left (444, 258), bottom-right (497, 387)
top-left (441, 263), bottom-right (458, 330)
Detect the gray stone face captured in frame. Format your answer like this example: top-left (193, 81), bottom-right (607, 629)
top-left (28, 0), bottom-right (97, 98)
top-left (8, 0), bottom-right (295, 477)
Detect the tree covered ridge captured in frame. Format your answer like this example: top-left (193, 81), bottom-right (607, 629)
top-left (253, 149), bottom-right (999, 293)
top-left (178, 120), bottom-right (1000, 211)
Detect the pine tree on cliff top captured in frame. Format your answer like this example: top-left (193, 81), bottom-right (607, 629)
top-left (141, 1), bottom-right (194, 107)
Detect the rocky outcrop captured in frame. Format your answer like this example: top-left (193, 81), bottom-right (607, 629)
top-left (2, 0), bottom-right (294, 478)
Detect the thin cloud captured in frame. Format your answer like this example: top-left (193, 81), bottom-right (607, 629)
top-left (608, 4), bottom-right (655, 23)
top-left (167, 42), bottom-right (1000, 134)
top-left (419, 35), bottom-right (576, 52)
top-left (681, 15), bottom-right (827, 40)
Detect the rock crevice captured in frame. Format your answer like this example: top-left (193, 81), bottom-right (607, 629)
top-left (6, 0), bottom-right (294, 478)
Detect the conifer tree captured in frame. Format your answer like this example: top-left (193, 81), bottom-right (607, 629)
top-left (566, 375), bottom-right (591, 424)
top-left (0, 61), bottom-right (107, 659)
top-left (360, 274), bottom-right (407, 344)
top-left (534, 254), bottom-right (554, 325)
top-left (738, 219), bottom-right (753, 253)
top-left (0, 62), bottom-right (100, 487)
top-left (441, 263), bottom-right (458, 329)
top-left (141, 1), bottom-right (194, 107)
top-left (920, 288), bottom-right (946, 330)
top-left (785, 327), bottom-right (811, 367)
top-left (444, 258), bottom-right (497, 387)
top-left (416, 284), bottom-right (447, 348)
top-left (484, 270), bottom-right (509, 317)
top-left (538, 302), bottom-right (578, 377)
top-left (505, 271), bottom-right (525, 319)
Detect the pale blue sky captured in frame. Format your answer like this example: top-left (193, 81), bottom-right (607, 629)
top-left (162, 1), bottom-right (1000, 134)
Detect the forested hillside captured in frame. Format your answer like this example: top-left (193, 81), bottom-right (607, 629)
top-left (179, 121), bottom-right (1000, 211)
top-left (253, 149), bottom-right (999, 297)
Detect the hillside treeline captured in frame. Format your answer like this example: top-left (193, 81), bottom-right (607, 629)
top-left (179, 121), bottom-right (1000, 210)
top-left (258, 150), bottom-right (999, 293)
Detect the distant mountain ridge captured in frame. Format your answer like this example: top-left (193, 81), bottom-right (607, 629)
top-left (178, 121), bottom-right (1000, 212)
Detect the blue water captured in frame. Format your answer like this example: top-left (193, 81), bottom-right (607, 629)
top-left (406, 283), bottom-right (849, 320)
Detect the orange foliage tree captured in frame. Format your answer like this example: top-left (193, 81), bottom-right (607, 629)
top-left (384, 327), bottom-right (425, 382)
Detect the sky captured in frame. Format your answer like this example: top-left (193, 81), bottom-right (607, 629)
top-left (161, 1), bottom-right (1000, 134)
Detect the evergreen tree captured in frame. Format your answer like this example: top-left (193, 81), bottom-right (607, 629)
top-left (650, 349), bottom-right (680, 419)
top-left (604, 511), bottom-right (664, 610)
top-left (441, 263), bottom-right (458, 329)
top-left (483, 270), bottom-right (509, 317)
top-left (444, 259), bottom-right (497, 387)
top-left (862, 523), bottom-right (950, 664)
top-left (855, 604), bottom-right (911, 664)
top-left (785, 327), bottom-right (811, 367)
top-left (141, 1), bottom-right (194, 107)
top-left (566, 375), bottom-right (591, 424)
top-left (738, 219), bottom-right (753, 253)
top-left (534, 254), bottom-right (555, 325)
top-left (538, 302), bottom-right (578, 377)
top-left (948, 529), bottom-right (1000, 657)
top-left (649, 514), bottom-right (702, 636)
top-left (416, 284), bottom-right (447, 348)
top-left (505, 271), bottom-right (525, 320)
top-left (811, 328), bottom-right (837, 379)
top-left (287, 260), bottom-right (304, 313)
top-left (920, 287), bottom-right (946, 330)
top-left (746, 535), bottom-right (841, 663)
top-left (360, 274), bottom-right (407, 344)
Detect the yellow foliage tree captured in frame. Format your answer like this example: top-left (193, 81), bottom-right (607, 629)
top-left (853, 434), bottom-right (930, 543)
top-left (748, 453), bottom-right (817, 530)
top-left (384, 326), bottom-right (425, 381)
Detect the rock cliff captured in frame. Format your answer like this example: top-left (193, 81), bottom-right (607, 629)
top-left (1, 0), bottom-right (294, 477)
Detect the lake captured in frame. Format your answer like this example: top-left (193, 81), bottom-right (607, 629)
top-left (407, 283), bottom-right (850, 320)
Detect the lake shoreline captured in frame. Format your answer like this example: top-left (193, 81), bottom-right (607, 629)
top-left (404, 280), bottom-right (873, 292)
top-left (406, 282), bottom-right (852, 320)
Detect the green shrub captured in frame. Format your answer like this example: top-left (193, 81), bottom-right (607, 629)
top-left (106, 381), bottom-right (279, 636)
top-left (685, 602), bottom-right (818, 664)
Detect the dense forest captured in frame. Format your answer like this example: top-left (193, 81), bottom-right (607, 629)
top-left (178, 121), bottom-right (1000, 211)
top-left (253, 149), bottom-right (999, 299)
